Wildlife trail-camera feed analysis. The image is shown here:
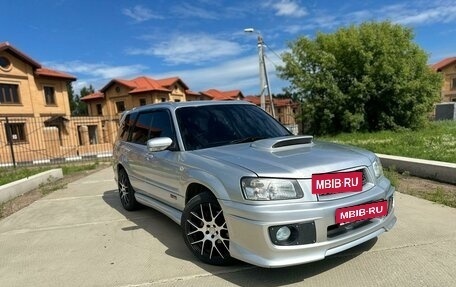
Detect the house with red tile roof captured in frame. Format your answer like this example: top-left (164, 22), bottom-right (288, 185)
top-left (81, 76), bottom-right (246, 117)
top-left (431, 57), bottom-right (456, 102)
top-left (244, 96), bottom-right (300, 128)
top-left (0, 42), bottom-right (76, 118)
top-left (0, 42), bottom-right (115, 165)
top-left (81, 76), bottom-right (195, 116)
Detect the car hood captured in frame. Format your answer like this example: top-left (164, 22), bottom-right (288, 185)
top-left (192, 136), bottom-right (374, 178)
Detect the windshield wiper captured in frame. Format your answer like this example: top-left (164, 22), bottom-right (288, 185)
top-left (230, 136), bottom-right (266, 144)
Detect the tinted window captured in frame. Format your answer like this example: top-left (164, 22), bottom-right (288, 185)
top-left (176, 104), bottom-right (291, 150)
top-left (119, 113), bottom-right (134, 141)
top-left (129, 110), bottom-right (177, 148)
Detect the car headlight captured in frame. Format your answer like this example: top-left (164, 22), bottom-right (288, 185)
top-left (373, 156), bottom-right (384, 178)
top-left (241, 178), bottom-right (303, 200)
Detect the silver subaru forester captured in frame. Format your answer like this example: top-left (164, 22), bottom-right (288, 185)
top-left (113, 101), bottom-right (396, 268)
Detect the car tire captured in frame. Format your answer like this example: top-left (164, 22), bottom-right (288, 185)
top-left (118, 169), bottom-right (140, 211)
top-left (181, 192), bottom-right (234, 265)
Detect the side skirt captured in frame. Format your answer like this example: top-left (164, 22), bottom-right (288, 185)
top-left (135, 192), bottom-right (182, 225)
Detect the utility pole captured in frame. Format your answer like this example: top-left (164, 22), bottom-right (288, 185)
top-left (245, 28), bottom-right (276, 118)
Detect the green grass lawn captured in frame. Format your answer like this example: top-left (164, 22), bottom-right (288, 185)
top-left (319, 120), bottom-right (456, 163)
top-left (0, 162), bottom-right (100, 186)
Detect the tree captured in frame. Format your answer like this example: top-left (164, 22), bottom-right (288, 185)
top-left (277, 21), bottom-right (442, 135)
top-left (67, 83), bottom-right (90, 116)
top-left (73, 85), bottom-right (94, 116)
top-left (67, 83), bottom-right (77, 113)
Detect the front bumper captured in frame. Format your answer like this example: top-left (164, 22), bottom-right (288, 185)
top-left (220, 182), bottom-right (396, 268)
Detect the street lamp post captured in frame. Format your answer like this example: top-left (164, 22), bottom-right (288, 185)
top-left (244, 28), bottom-right (275, 117)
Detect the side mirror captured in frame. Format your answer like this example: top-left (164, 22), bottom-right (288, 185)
top-left (146, 137), bottom-right (173, 152)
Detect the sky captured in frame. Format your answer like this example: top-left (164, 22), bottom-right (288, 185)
top-left (2, 0), bottom-right (456, 96)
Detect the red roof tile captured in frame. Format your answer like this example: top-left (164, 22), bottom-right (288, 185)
top-left (201, 89), bottom-right (243, 101)
top-left (156, 77), bottom-right (189, 90)
top-left (129, 76), bottom-right (170, 93)
top-left (35, 67), bottom-right (76, 80)
top-left (100, 76), bottom-right (191, 94)
top-left (431, 57), bottom-right (456, 71)
top-left (0, 42), bottom-right (41, 68)
top-left (1, 42), bottom-right (76, 81)
top-left (80, 92), bottom-right (104, 102)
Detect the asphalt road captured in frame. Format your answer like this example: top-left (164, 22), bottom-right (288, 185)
top-left (0, 167), bottom-right (455, 287)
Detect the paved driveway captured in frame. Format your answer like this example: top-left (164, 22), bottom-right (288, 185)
top-left (0, 167), bottom-right (455, 287)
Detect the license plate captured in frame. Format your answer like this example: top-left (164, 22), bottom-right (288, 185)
top-left (335, 201), bottom-right (388, 224)
top-left (312, 171), bottom-right (363, 194)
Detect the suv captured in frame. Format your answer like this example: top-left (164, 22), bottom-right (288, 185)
top-left (113, 101), bottom-right (396, 268)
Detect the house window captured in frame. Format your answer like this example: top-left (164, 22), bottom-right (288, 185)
top-left (161, 97), bottom-right (166, 102)
top-left (0, 56), bottom-right (11, 70)
top-left (4, 123), bottom-right (26, 143)
top-left (96, 104), bottom-right (102, 115)
top-left (175, 99), bottom-right (181, 102)
top-left (0, 83), bottom-right (20, 104)
top-left (116, 101), bottom-right (125, 113)
top-left (451, 78), bottom-right (456, 90)
top-left (139, 98), bottom-right (146, 106)
top-left (44, 86), bottom-right (56, 105)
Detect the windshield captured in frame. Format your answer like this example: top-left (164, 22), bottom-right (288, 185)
top-left (176, 104), bottom-right (292, 150)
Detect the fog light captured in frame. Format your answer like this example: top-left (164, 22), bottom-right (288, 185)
top-left (276, 226), bottom-right (291, 241)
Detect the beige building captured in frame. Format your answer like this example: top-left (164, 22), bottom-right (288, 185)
top-left (244, 96), bottom-right (300, 124)
top-left (0, 42), bottom-right (113, 165)
top-left (0, 42), bottom-right (297, 165)
top-left (81, 77), bottom-right (244, 117)
top-left (432, 57), bottom-right (456, 102)
top-left (81, 76), bottom-right (192, 116)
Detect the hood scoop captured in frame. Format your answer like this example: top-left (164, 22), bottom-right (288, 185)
top-left (251, 136), bottom-right (314, 151)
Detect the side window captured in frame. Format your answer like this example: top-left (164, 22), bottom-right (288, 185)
top-left (150, 110), bottom-right (174, 140)
top-left (129, 109), bottom-right (177, 149)
top-left (130, 112), bottom-right (153, 145)
top-left (119, 113), bottom-right (133, 141)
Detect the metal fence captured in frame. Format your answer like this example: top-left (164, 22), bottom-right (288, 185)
top-left (0, 116), bottom-right (119, 168)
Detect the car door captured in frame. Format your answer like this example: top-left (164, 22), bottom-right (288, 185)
top-left (127, 109), bottom-right (183, 209)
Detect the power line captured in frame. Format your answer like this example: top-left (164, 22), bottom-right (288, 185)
top-left (263, 42), bottom-right (283, 61)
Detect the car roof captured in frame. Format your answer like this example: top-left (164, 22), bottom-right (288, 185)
top-left (127, 100), bottom-right (254, 114)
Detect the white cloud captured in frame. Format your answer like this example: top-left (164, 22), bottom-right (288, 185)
top-left (122, 5), bottom-right (163, 22)
top-left (153, 54), bottom-right (287, 95)
top-left (43, 61), bottom-right (149, 94)
top-left (394, 5), bottom-right (456, 25)
top-left (170, 3), bottom-right (217, 19)
top-left (126, 34), bottom-right (244, 65)
top-left (270, 0), bottom-right (308, 18)
top-left (44, 61), bottom-right (148, 79)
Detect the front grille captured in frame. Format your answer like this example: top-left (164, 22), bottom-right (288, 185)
top-left (327, 219), bottom-right (373, 238)
top-left (317, 167), bottom-right (372, 201)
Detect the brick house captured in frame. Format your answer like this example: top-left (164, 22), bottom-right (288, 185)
top-left (244, 96), bottom-right (300, 124)
top-left (431, 57), bottom-right (456, 102)
top-left (82, 76), bottom-right (192, 116)
top-left (0, 42), bottom-right (112, 165)
top-left (81, 77), bottom-right (244, 116)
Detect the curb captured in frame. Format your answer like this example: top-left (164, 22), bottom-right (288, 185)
top-left (0, 169), bottom-right (63, 204)
top-left (377, 154), bottom-right (456, 185)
